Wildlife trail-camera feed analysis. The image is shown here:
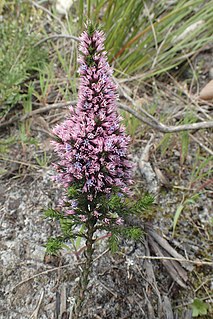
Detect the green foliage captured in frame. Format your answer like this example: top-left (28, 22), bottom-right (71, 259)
top-left (35, 151), bottom-right (49, 168)
top-left (44, 208), bottom-right (61, 220)
top-left (191, 299), bottom-right (209, 317)
top-left (73, 0), bottom-right (213, 78)
top-left (173, 204), bottom-right (184, 237)
top-left (190, 152), bottom-right (213, 186)
top-left (121, 111), bottom-right (141, 138)
top-left (109, 225), bottom-right (143, 252)
top-left (67, 186), bottom-right (79, 198)
top-left (122, 226), bottom-right (143, 241)
top-left (60, 218), bottom-right (74, 237)
top-left (19, 122), bottom-right (38, 146)
top-left (180, 113), bottom-right (197, 164)
top-left (158, 133), bottom-right (172, 156)
top-left (44, 190), bottom-right (153, 256)
top-left (108, 194), bottom-right (124, 211)
top-left (0, 136), bottom-right (16, 154)
top-left (172, 194), bottom-right (200, 237)
top-left (0, 1), bottom-right (47, 116)
top-left (87, 22), bottom-right (97, 36)
top-left (108, 233), bottom-right (119, 253)
top-left (157, 112), bottom-right (197, 161)
top-left (45, 237), bottom-right (63, 255)
top-left (131, 194), bottom-right (155, 214)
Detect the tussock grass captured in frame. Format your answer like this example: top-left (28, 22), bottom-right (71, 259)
top-left (0, 1), bottom-right (47, 116)
top-left (75, 0), bottom-right (213, 78)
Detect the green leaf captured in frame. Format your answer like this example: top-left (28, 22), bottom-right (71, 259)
top-left (191, 299), bottom-right (208, 317)
top-left (132, 194), bottom-right (154, 214)
top-left (108, 233), bottom-right (119, 253)
top-left (121, 226), bottom-right (143, 241)
top-left (180, 131), bottom-right (189, 165)
top-left (45, 237), bottom-right (63, 255)
top-left (172, 204), bottom-right (184, 237)
top-left (67, 186), bottom-right (78, 198)
top-left (44, 208), bottom-right (61, 220)
top-left (108, 194), bottom-right (123, 210)
top-left (60, 218), bottom-right (74, 237)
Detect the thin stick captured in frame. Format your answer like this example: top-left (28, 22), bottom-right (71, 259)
top-left (0, 101), bottom-right (77, 129)
top-left (31, 1), bottom-right (66, 31)
top-left (30, 289), bottom-right (44, 319)
top-left (0, 157), bottom-right (41, 169)
top-left (119, 102), bottom-right (213, 133)
top-left (115, 77), bottom-right (213, 133)
top-left (137, 255), bottom-right (212, 266)
top-left (21, 101), bottom-right (77, 121)
top-left (115, 78), bottom-right (160, 125)
top-left (11, 263), bottom-right (77, 292)
top-left (10, 249), bottom-right (109, 293)
top-left (35, 34), bottom-right (80, 47)
top-left (189, 133), bottom-right (213, 156)
top-left (2, 99), bottom-right (213, 133)
top-left (98, 281), bottom-right (118, 298)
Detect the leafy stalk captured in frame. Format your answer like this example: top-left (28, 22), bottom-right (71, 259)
top-left (73, 219), bottom-right (96, 317)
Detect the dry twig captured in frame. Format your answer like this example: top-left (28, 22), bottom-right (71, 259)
top-left (11, 249), bottom-right (109, 292)
top-left (34, 34), bottom-right (80, 47)
top-left (189, 133), bottom-right (213, 156)
top-left (138, 255), bottom-right (212, 266)
top-left (119, 102), bottom-right (213, 133)
top-left (30, 289), bottom-right (44, 319)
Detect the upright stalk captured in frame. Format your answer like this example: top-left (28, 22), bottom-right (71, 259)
top-left (50, 26), bottom-right (133, 317)
top-left (73, 220), bottom-right (96, 318)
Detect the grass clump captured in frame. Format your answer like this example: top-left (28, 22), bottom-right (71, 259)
top-left (74, 0), bottom-right (213, 78)
top-left (0, 1), bottom-right (48, 117)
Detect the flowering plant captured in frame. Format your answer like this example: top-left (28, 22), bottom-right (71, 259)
top-left (45, 24), bottom-right (153, 317)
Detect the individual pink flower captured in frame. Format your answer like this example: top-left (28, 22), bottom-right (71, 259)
top-left (116, 218), bottom-right (124, 225)
top-left (103, 218), bottom-right (110, 225)
top-left (93, 210), bottom-right (100, 218)
top-left (66, 210), bottom-right (76, 215)
top-left (79, 215), bottom-right (88, 222)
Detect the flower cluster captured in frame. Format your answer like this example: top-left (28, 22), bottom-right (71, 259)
top-left (52, 27), bottom-right (133, 225)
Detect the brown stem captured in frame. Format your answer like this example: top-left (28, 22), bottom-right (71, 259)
top-left (73, 220), bottom-right (96, 318)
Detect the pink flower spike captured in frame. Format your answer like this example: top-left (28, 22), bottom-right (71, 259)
top-left (52, 26), bottom-right (133, 214)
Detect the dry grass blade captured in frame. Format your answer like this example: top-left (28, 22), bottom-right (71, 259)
top-left (30, 289), bottom-right (44, 319)
top-left (162, 295), bottom-right (174, 319)
top-left (146, 225), bottom-right (193, 271)
top-left (147, 235), bottom-right (188, 288)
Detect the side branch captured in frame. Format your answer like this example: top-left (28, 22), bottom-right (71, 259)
top-left (118, 103), bottom-right (213, 133)
top-left (1, 101), bottom-right (212, 133)
top-left (34, 34), bottom-right (80, 47)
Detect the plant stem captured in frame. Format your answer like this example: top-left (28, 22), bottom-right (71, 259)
top-left (73, 219), bottom-right (96, 318)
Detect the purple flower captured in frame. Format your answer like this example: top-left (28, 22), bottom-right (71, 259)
top-left (52, 27), bottom-right (133, 217)
top-left (70, 200), bottom-right (78, 208)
